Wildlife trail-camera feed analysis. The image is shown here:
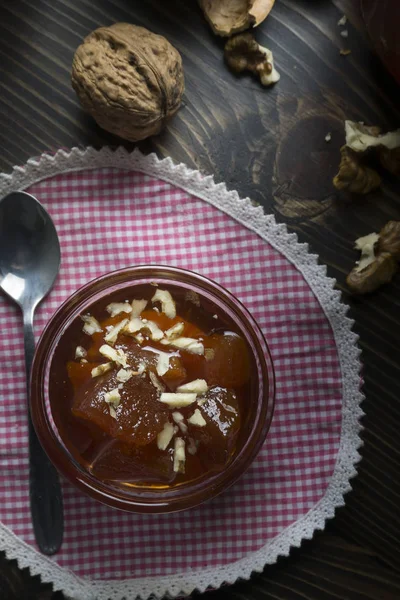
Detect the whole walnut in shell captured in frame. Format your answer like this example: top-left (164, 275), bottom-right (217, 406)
top-left (71, 23), bottom-right (185, 141)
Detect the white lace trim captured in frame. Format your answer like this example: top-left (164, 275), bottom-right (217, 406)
top-left (0, 148), bottom-right (364, 600)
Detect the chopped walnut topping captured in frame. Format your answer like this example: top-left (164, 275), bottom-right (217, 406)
top-left (104, 388), bottom-right (121, 418)
top-left (104, 318), bottom-right (129, 345)
top-left (116, 368), bottom-right (134, 383)
top-left (172, 411), bottom-right (188, 434)
top-left (188, 409), bottom-right (207, 427)
top-left (161, 337), bottom-right (204, 355)
top-left (177, 379), bottom-right (208, 394)
top-left (99, 344), bottom-right (129, 368)
top-left (159, 393), bottom-right (197, 408)
top-left (157, 422), bottom-right (175, 451)
top-left (91, 362), bottom-right (114, 378)
top-left (81, 314), bottom-right (102, 335)
top-left (75, 346), bottom-right (87, 359)
top-left (106, 302), bottom-right (132, 317)
top-left (151, 288), bottom-right (176, 319)
top-left (165, 322), bottom-right (184, 340)
top-left (173, 437), bottom-right (186, 473)
top-left (149, 371), bottom-right (166, 393)
top-left (130, 299), bottom-right (148, 318)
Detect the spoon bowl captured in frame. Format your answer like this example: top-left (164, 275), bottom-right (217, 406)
top-left (0, 191), bottom-right (60, 309)
top-left (0, 191), bottom-right (64, 555)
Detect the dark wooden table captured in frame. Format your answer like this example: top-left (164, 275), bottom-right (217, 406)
top-left (1, 0), bottom-right (400, 598)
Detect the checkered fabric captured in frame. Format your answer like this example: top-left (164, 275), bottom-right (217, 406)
top-left (0, 168), bottom-right (342, 580)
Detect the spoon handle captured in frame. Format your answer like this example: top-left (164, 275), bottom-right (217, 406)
top-left (23, 308), bottom-right (64, 555)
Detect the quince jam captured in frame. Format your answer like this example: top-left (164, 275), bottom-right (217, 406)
top-left (53, 285), bottom-right (253, 488)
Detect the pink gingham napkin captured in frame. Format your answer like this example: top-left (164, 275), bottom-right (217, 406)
top-left (0, 149), bottom-right (363, 600)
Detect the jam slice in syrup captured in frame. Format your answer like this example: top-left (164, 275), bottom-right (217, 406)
top-left (189, 386), bottom-right (241, 470)
top-left (204, 332), bottom-right (251, 388)
top-left (87, 439), bottom-right (175, 484)
top-left (64, 286), bottom-right (251, 486)
top-left (72, 368), bottom-right (170, 446)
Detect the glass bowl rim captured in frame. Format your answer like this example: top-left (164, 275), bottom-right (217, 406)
top-left (30, 265), bottom-right (275, 513)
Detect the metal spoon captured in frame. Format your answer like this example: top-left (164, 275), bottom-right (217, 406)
top-left (0, 191), bottom-right (63, 555)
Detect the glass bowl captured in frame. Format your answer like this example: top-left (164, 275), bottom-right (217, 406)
top-left (30, 265), bottom-right (275, 513)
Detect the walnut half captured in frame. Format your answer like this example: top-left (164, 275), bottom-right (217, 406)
top-left (347, 221), bottom-right (400, 294)
top-left (224, 33), bottom-right (280, 86)
top-left (378, 221), bottom-right (400, 259)
top-left (345, 120), bottom-right (400, 153)
top-left (347, 253), bottom-right (397, 294)
top-left (333, 121), bottom-right (400, 195)
top-left (333, 145), bottom-right (381, 194)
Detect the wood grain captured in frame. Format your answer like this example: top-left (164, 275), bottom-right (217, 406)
top-left (1, 0), bottom-right (400, 598)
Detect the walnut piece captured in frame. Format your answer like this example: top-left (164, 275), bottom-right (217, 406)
top-left (353, 233), bottom-right (379, 273)
top-left (224, 33), bottom-right (280, 86)
top-left (334, 121), bottom-right (400, 195)
top-left (345, 120), bottom-right (400, 152)
top-left (71, 23), bottom-right (184, 142)
top-left (345, 120), bottom-right (400, 178)
top-left (347, 253), bottom-right (397, 294)
top-left (199, 0), bottom-right (275, 37)
top-left (333, 145), bottom-right (381, 194)
top-left (347, 221), bottom-right (400, 294)
top-left (377, 221), bottom-right (400, 259)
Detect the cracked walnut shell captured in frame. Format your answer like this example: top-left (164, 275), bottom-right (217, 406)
top-left (199, 0), bottom-right (275, 37)
top-left (71, 23), bottom-right (185, 142)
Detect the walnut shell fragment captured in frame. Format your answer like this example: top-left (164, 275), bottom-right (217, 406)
top-left (199, 0), bottom-right (275, 37)
top-left (224, 33), bottom-right (280, 86)
top-left (347, 221), bottom-right (400, 294)
top-left (71, 23), bottom-right (185, 142)
top-left (333, 145), bottom-right (381, 194)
